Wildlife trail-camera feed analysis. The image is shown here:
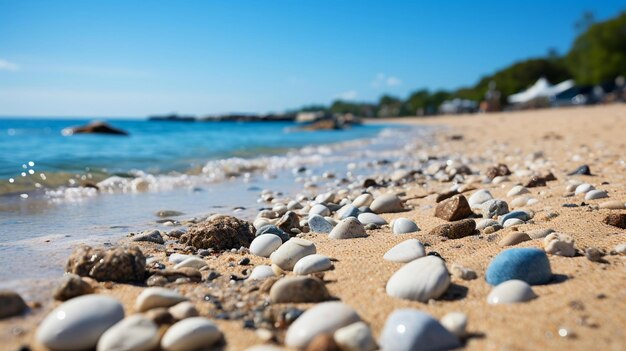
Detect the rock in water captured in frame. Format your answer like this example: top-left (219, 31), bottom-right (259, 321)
top-left (135, 287), bottom-right (187, 312)
top-left (270, 238), bottom-right (316, 270)
top-left (285, 302), bottom-right (361, 349)
top-left (36, 295), bottom-right (125, 351)
top-left (383, 239), bottom-right (426, 263)
top-left (63, 121), bottom-right (129, 136)
top-left (329, 217), bottom-right (367, 239)
top-left (392, 218), bottom-right (420, 234)
top-left (603, 213), bottom-right (626, 229)
top-left (308, 214), bottom-right (335, 233)
top-left (53, 274), bottom-right (94, 301)
top-left (97, 315), bottom-right (160, 351)
top-left (486, 248), bottom-right (552, 285)
top-left (429, 219), bottom-right (476, 239)
top-left (250, 234), bottom-right (283, 257)
top-left (132, 229), bottom-right (164, 244)
top-left (293, 254), bottom-right (333, 275)
top-left (333, 322), bottom-right (377, 351)
top-left (179, 215), bottom-right (255, 250)
top-left (161, 317), bottom-right (222, 351)
top-left (66, 245), bottom-right (146, 282)
top-left (269, 276), bottom-right (330, 303)
top-left (544, 233), bottom-right (576, 257)
top-left (370, 194), bottom-right (404, 214)
top-left (386, 256), bottom-right (450, 302)
top-left (487, 279), bottom-right (537, 304)
top-left (434, 195), bottom-right (473, 221)
top-left (379, 309), bottom-right (460, 351)
top-left (0, 290), bottom-right (27, 319)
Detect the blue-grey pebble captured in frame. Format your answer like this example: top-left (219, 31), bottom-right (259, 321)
top-left (256, 225), bottom-right (290, 242)
top-left (308, 215), bottom-right (335, 234)
top-left (338, 204), bottom-right (361, 219)
top-left (379, 309), bottom-right (460, 351)
top-left (486, 248), bottom-right (552, 285)
top-left (499, 210), bottom-right (532, 225)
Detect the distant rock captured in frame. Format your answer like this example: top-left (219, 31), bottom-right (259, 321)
top-left (179, 215), bottom-right (255, 250)
top-left (66, 245), bottom-right (146, 282)
top-left (62, 121), bottom-right (129, 136)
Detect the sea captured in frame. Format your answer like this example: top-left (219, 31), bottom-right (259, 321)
top-left (0, 117), bottom-right (431, 296)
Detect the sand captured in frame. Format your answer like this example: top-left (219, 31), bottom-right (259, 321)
top-left (2, 104), bottom-right (625, 350)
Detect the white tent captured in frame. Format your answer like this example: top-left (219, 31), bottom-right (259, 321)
top-left (508, 77), bottom-right (575, 104)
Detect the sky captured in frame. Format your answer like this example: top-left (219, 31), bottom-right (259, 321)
top-left (0, 0), bottom-right (624, 118)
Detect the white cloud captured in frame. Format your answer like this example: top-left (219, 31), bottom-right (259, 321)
top-left (0, 59), bottom-right (19, 71)
top-left (371, 73), bottom-right (402, 88)
top-left (335, 90), bottom-right (358, 101)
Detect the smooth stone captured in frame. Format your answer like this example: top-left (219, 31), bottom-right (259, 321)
top-left (499, 232), bottom-right (531, 246)
top-left (248, 265), bottom-right (276, 280)
top-left (256, 225), bottom-right (290, 242)
top-left (429, 218), bottom-right (476, 239)
top-left (269, 276), bottom-right (330, 303)
top-left (544, 233), bottom-right (576, 257)
top-left (168, 253), bottom-right (190, 264)
top-left (386, 256), bottom-right (450, 302)
top-left (585, 189), bottom-right (608, 200)
top-left (434, 195), bottom-right (473, 221)
top-left (392, 218), bottom-right (420, 234)
top-left (486, 248), bottom-right (552, 285)
top-left (287, 200), bottom-right (303, 210)
top-left (333, 321), bottom-right (377, 351)
top-left (132, 229), bottom-right (164, 244)
top-left (614, 243), bottom-right (626, 255)
top-left (245, 346), bottom-right (285, 351)
top-left (270, 238), bottom-right (316, 270)
top-left (379, 309), bottom-right (460, 351)
top-left (310, 204), bottom-right (331, 217)
top-left (293, 254), bottom-right (333, 275)
top-left (253, 218), bottom-right (271, 230)
top-left (329, 217), bottom-right (367, 239)
top-left (315, 192), bottom-right (336, 204)
top-left (357, 212), bottom-right (387, 225)
top-left (161, 317), bottom-right (222, 351)
top-left (487, 279), bottom-right (537, 304)
top-left (510, 195), bottom-right (531, 208)
top-left (574, 183), bottom-right (595, 195)
top-left (250, 234), bottom-right (282, 257)
top-left (352, 193), bottom-right (374, 208)
top-left (599, 200), bottom-right (626, 209)
top-left (499, 210), bottom-right (533, 225)
top-left (36, 295), bottom-right (125, 351)
top-left (440, 312), bottom-right (468, 337)
top-left (168, 301), bottom-right (199, 320)
top-left (0, 290), bottom-right (27, 319)
top-left (450, 263), bottom-right (478, 280)
top-left (507, 185), bottom-right (530, 197)
top-left (481, 199), bottom-right (509, 219)
top-left (383, 239), bottom-right (426, 263)
top-left (503, 218), bottom-right (525, 227)
top-left (370, 194), bottom-right (404, 214)
top-left (174, 257), bottom-right (207, 270)
top-left (337, 204), bottom-right (360, 219)
top-left (135, 287), bottom-right (187, 312)
top-left (97, 315), bottom-right (159, 351)
top-left (308, 214), bottom-right (335, 234)
top-left (285, 302), bottom-right (361, 349)
top-left (567, 164), bottom-right (591, 176)
top-left (468, 189), bottom-right (493, 209)
top-left (527, 228), bottom-right (555, 239)
top-left (476, 218), bottom-right (498, 230)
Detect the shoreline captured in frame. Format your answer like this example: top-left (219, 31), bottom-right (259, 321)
top-left (1, 104), bottom-right (625, 350)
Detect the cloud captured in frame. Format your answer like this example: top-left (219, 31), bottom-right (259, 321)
top-left (371, 73), bottom-right (402, 88)
top-left (335, 90), bottom-right (358, 101)
top-left (0, 59), bottom-right (19, 71)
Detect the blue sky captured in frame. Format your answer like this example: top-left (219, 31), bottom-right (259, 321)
top-left (0, 0), bottom-right (624, 117)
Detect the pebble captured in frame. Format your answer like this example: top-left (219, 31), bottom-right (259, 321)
top-left (383, 239), bottom-right (426, 263)
top-left (503, 218), bottom-right (524, 227)
top-left (310, 204), bottom-right (331, 217)
top-left (386, 256), bottom-right (450, 302)
top-left (499, 210), bottom-right (533, 225)
top-left (603, 213), bottom-right (626, 229)
top-left (507, 185), bottom-right (530, 197)
top-left (250, 234), bottom-right (282, 257)
top-left (168, 301), bottom-right (199, 320)
top-left (357, 212), bottom-right (387, 225)
top-left (527, 228), bottom-right (555, 239)
top-left (294, 254), bottom-right (333, 275)
top-left (468, 189), bottom-right (493, 209)
top-left (132, 229), bottom-right (165, 244)
top-left (487, 279), bottom-right (537, 304)
top-left (174, 257), bottom-right (207, 270)
top-left (544, 233), bottom-right (576, 257)
top-left (584, 247), bottom-right (605, 263)
top-left (270, 276), bottom-right (330, 303)
top-left (97, 314), bottom-right (160, 351)
top-left (574, 183), bottom-right (595, 195)
top-left (599, 200), bottom-right (626, 209)
top-left (337, 204), bottom-right (360, 219)
top-left (450, 263), bottom-right (478, 280)
top-left (511, 195), bottom-right (532, 208)
top-left (53, 274), bottom-right (93, 301)
top-left (329, 217), bottom-right (367, 239)
top-left (440, 312), bottom-right (468, 337)
top-left (429, 218), bottom-right (476, 239)
top-left (161, 317), bottom-right (222, 351)
top-left (499, 232), bottom-right (531, 246)
top-left (168, 253), bottom-right (190, 264)
top-left (248, 265), bottom-right (276, 280)
top-left (486, 248), bottom-right (552, 285)
top-left (481, 199), bottom-right (509, 219)
top-left (36, 295), bottom-right (125, 351)
top-left (308, 214), bottom-right (335, 233)
top-left (369, 194), bottom-right (404, 214)
top-left (333, 321), bottom-right (377, 351)
top-left (306, 334), bottom-right (340, 351)
top-left (256, 225), bottom-right (290, 242)
top-left (434, 195), bottom-right (473, 221)
top-left (379, 309), bottom-right (460, 351)
top-left (270, 238), bottom-right (316, 270)
top-left (135, 287), bottom-right (187, 312)
top-left (352, 193), bottom-right (374, 208)
top-left (391, 218), bottom-right (420, 234)
top-left (613, 243), bottom-right (626, 255)
top-left (476, 218), bottom-right (498, 230)
top-left (584, 189), bottom-right (608, 200)
top-left (0, 290), bottom-right (27, 319)
top-left (285, 302), bottom-right (361, 349)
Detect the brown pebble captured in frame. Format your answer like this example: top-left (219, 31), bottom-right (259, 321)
top-left (0, 290), bottom-right (27, 319)
top-left (498, 232), bottom-right (531, 247)
top-left (435, 190), bottom-right (459, 203)
top-left (306, 334), bottom-right (341, 351)
top-left (269, 276), bottom-right (330, 303)
top-left (434, 195), bottom-right (473, 221)
top-left (53, 274), bottom-right (94, 301)
top-left (602, 213), bottom-right (626, 229)
top-left (144, 307), bottom-right (175, 325)
top-left (584, 247), bottom-right (605, 263)
top-left (260, 277), bottom-right (280, 293)
top-left (429, 219), bottom-right (476, 239)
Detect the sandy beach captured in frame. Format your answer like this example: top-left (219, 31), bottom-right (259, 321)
top-left (2, 104), bottom-right (625, 351)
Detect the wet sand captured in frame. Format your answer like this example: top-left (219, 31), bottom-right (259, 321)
top-left (2, 104), bottom-right (625, 350)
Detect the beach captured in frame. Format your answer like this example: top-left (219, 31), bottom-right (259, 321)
top-left (1, 104), bottom-right (625, 351)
